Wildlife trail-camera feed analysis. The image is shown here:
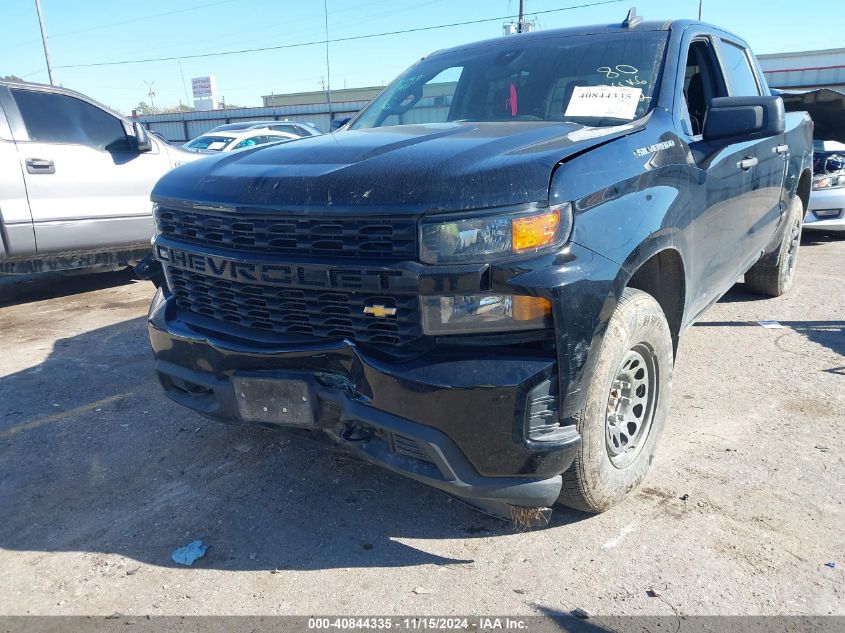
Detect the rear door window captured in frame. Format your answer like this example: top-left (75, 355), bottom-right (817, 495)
top-left (269, 124), bottom-right (307, 136)
top-left (718, 40), bottom-right (762, 96)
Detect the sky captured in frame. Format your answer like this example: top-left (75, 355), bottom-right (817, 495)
top-left (1, 0), bottom-right (843, 114)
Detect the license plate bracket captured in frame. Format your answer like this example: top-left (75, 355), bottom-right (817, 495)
top-left (232, 374), bottom-right (316, 427)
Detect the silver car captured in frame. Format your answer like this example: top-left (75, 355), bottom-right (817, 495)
top-left (804, 140), bottom-right (845, 233)
top-left (780, 89), bottom-right (845, 234)
top-left (0, 80), bottom-right (204, 274)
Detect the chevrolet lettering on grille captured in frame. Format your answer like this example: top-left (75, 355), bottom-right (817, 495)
top-left (155, 244), bottom-right (408, 291)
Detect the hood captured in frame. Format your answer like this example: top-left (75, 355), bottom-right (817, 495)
top-left (152, 121), bottom-right (640, 214)
top-left (777, 88), bottom-right (845, 144)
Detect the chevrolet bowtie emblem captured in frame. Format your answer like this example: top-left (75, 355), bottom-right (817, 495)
top-left (363, 304), bottom-right (397, 318)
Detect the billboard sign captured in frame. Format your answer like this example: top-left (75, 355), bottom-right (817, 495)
top-left (191, 76), bottom-right (216, 99)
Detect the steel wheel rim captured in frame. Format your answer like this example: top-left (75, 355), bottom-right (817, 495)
top-left (605, 343), bottom-right (658, 469)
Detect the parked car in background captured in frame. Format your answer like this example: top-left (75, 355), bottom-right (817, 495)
top-left (0, 80), bottom-right (205, 275)
top-left (780, 89), bottom-right (845, 233)
top-left (804, 140), bottom-right (845, 232)
top-left (146, 13), bottom-right (812, 523)
top-left (183, 128), bottom-right (299, 153)
top-left (207, 120), bottom-right (322, 137)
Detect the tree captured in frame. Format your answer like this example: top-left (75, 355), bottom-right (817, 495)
top-left (134, 101), bottom-right (195, 115)
top-left (169, 104), bottom-right (195, 113)
top-left (134, 101), bottom-right (155, 115)
top-left (1, 75), bottom-right (24, 82)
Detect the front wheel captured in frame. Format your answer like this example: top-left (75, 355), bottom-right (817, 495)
top-left (557, 288), bottom-right (674, 513)
top-left (744, 196), bottom-right (803, 297)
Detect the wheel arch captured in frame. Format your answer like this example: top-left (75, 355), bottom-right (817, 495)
top-left (626, 249), bottom-right (686, 352)
top-left (796, 168), bottom-right (812, 213)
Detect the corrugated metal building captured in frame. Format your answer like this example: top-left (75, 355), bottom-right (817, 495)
top-left (262, 86), bottom-right (383, 106)
top-left (758, 48), bottom-right (845, 91)
top-left (137, 97), bottom-right (369, 142)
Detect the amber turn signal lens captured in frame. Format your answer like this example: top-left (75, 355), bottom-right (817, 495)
top-left (512, 209), bottom-right (561, 252)
top-left (513, 296), bottom-right (551, 321)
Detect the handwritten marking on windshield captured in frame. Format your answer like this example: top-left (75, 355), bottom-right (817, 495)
top-left (396, 74), bottom-right (424, 91)
top-left (597, 65), bottom-right (651, 101)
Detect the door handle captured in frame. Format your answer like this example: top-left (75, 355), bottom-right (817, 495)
top-left (774, 144), bottom-right (789, 155)
top-left (737, 157), bottom-right (758, 170)
top-left (25, 158), bottom-right (55, 174)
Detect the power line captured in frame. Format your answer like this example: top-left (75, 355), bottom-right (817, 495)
top-left (0, 0), bottom-right (239, 58)
top-left (54, 0), bottom-right (624, 70)
top-left (50, 0), bottom-right (237, 39)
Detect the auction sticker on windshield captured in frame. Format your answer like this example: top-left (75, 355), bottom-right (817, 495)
top-left (565, 86), bottom-right (642, 120)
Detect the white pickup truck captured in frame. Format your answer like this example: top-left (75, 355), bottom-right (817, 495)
top-left (0, 80), bottom-right (203, 274)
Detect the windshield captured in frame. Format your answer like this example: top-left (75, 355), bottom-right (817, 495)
top-left (351, 31), bottom-right (668, 129)
top-left (185, 135), bottom-right (235, 151)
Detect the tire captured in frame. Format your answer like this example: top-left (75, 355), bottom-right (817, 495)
top-left (744, 196), bottom-right (803, 297)
top-left (557, 288), bottom-right (674, 513)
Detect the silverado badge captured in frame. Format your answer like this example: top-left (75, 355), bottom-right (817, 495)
top-left (363, 304), bottom-right (397, 318)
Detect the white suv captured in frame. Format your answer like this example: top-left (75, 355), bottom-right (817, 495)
top-left (183, 128), bottom-right (299, 153)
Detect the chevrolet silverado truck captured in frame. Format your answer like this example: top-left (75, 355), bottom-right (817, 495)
top-left (0, 80), bottom-right (202, 274)
top-left (146, 12), bottom-right (813, 523)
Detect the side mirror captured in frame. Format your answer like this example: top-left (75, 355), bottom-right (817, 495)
top-left (133, 121), bottom-right (152, 152)
top-left (703, 96), bottom-right (785, 144)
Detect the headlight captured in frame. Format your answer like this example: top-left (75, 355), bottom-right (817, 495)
top-left (813, 174), bottom-right (845, 190)
top-left (420, 204), bottom-right (573, 264)
top-left (421, 294), bottom-right (552, 335)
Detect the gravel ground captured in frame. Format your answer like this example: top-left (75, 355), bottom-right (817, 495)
top-left (0, 233), bottom-right (842, 617)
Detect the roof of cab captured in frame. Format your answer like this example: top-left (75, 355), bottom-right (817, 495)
top-left (428, 18), bottom-right (718, 58)
top-left (0, 79), bottom-right (130, 122)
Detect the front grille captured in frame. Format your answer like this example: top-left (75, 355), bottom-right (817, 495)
top-left (167, 267), bottom-right (421, 347)
top-left (155, 207), bottom-right (417, 259)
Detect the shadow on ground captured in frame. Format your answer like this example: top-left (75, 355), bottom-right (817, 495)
top-left (0, 316), bottom-right (590, 573)
top-left (695, 317), bottom-right (844, 356)
top-left (0, 268), bottom-right (136, 307)
top-left (800, 230), bottom-right (844, 247)
top-left (697, 278), bottom-right (845, 359)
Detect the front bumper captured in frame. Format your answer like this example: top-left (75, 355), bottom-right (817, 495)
top-left (149, 289), bottom-right (577, 508)
top-left (804, 188), bottom-right (845, 232)
top-left (147, 238), bottom-right (623, 510)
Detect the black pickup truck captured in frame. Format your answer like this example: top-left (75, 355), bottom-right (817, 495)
top-left (146, 13), bottom-right (813, 523)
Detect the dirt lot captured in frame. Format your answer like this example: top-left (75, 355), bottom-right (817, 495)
top-left (0, 234), bottom-right (842, 617)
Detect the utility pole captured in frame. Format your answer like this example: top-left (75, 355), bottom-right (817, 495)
top-left (143, 80), bottom-right (156, 112)
top-left (323, 0), bottom-right (333, 117)
top-left (34, 0), bottom-right (54, 85)
top-left (698, 0), bottom-right (703, 20)
top-left (177, 60), bottom-right (191, 106)
top-left (517, 0), bottom-right (526, 33)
